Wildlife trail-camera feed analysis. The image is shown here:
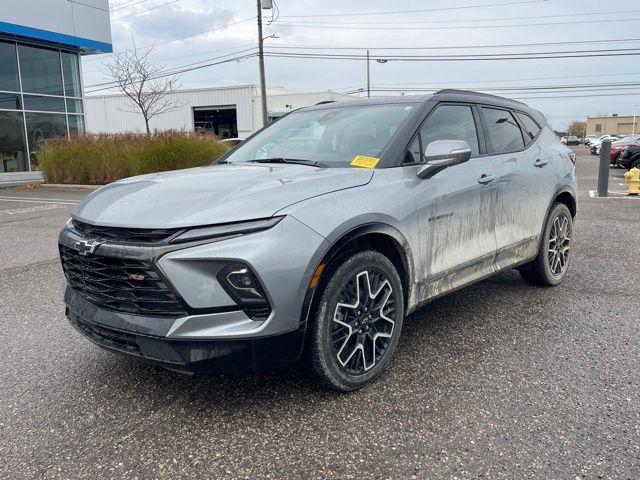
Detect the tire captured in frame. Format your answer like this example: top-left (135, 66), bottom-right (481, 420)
top-left (631, 157), bottom-right (640, 170)
top-left (309, 250), bottom-right (404, 391)
top-left (520, 203), bottom-right (573, 286)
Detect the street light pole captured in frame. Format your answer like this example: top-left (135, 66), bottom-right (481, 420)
top-left (633, 104), bottom-right (638, 135)
top-left (257, 0), bottom-right (268, 126)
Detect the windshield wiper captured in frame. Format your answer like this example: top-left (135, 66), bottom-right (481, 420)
top-left (248, 158), bottom-right (328, 168)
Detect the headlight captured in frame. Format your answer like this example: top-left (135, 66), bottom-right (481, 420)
top-left (170, 216), bottom-right (283, 243)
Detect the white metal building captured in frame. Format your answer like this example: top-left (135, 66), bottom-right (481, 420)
top-left (85, 85), bottom-right (353, 139)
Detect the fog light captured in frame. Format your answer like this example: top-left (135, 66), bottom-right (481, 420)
top-left (218, 264), bottom-right (268, 306)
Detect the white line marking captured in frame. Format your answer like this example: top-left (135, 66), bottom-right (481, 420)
top-left (0, 198), bottom-right (77, 206)
top-left (0, 195), bottom-right (80, 203)
top-left (588, 190), bottom-right (639, 199)
top-left (0, 204), bottom-right (66, 216)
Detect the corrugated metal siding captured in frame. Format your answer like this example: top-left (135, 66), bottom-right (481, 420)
top-left (85, 86), bottom-right (355, 137)
top-left (85, 85), bottom-right (257, 136)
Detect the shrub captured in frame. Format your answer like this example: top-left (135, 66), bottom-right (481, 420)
top-left (39, 131), bottom-right (230, 185)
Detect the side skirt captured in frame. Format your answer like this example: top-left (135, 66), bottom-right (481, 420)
top-left (407, 236), bottom-right (539, 314)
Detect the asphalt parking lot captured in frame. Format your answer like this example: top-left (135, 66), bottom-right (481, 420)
top-left (1, 147), bottom-right (638, 479)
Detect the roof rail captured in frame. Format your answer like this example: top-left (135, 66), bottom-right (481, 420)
top-left (314, 100), bottom-right (338, 105)
top-left (434, 89), bottom-right (528, 107)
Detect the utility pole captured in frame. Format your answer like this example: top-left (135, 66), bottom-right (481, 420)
top-left (257, 0), bottom-right (268, 126)
top-left (366, 49), bottom-right (371, 98)
top-left (633, 104), bottom-right (638, 135)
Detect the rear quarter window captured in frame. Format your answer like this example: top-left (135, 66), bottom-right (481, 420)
top-left (515, 112), bottom-right (542, 144)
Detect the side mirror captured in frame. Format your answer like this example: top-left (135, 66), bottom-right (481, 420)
top-left (417, 140), bottom-right (472, 179)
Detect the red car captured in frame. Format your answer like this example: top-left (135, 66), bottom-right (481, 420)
top-left (610, 135), bottom-right (640, 166)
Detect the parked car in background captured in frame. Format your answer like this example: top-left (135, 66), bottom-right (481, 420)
top-left (561, 135), bottom-right (580, 146)
top-left (584, 135), bottom-right (598, 145)
top-left (618, 144), bottom-right (640, 170)
top-left (590, 134), bottom-right (618, 155)
top-left (58, 90), bottom-right (577, 391)
top-left (610, 135), bottom-right (640, 166)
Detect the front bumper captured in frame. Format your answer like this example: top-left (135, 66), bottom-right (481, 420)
top-left (60, 215), bottom-right (329, 373)
top-left (66, 289), bottom-right (305, 373)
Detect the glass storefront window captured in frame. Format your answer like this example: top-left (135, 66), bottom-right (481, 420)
top-left (18, 45), bottom-right (64, 95)
top-left (0, 41), bottom-right (19, 92)
top-left (62, 52), bottom-right (82, 98)
top-left (25, 112), bottom-right (68, 169)
top-left (68, 115), bottom-right (85, 136)
top-left (0, 93), bottom-right (21, 110)
top-left (0, 112), bottom-right (29, 173)
top-left (23, 95), bottom-right (66, 113)
top-left (66, 98), bottom-right (84, 114)
top-left (0, 41), bottom-right (85, 174)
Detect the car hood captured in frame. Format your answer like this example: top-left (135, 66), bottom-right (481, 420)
top-left (73, 163), bottom-right (374, 229)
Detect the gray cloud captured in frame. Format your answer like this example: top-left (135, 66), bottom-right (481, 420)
top-left (87, 0), bottom-right (640, 128)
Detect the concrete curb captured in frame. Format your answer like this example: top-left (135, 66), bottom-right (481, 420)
top-left (39, 184), bottom-right (102, 191)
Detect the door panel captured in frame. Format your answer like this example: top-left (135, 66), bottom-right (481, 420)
top-left (406, 158), bottom-right (498, 280)
top-left (404, 103), bottom-right (498, 284)
top-left (491, 111), bottom-right (555, 252)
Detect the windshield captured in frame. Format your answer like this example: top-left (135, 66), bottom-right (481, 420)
top-left (223, 103), bottom-right (416, 167)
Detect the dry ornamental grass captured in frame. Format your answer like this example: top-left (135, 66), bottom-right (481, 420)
top-left (39, 131), bottom-right (229, 185)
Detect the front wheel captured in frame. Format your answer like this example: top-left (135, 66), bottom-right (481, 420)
top-left (309, 250), bottom-right (404, 391)
top-left (520, 203), bottom-right (573, 286)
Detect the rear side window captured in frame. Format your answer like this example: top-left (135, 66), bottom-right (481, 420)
top-left (515, 112), bottom-right (541, 144)
top-left (482, 107), bottom-right (525, 153)
top-left (419, 105), bottom-right (480, 158)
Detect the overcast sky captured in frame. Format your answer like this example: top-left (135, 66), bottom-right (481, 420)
top-left (84, 0), bottom-right (640, 129)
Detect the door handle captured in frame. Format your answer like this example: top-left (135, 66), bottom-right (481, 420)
top-left (478, 173), bottom-right (495, 185)
top-left (534, 158), bottom-right (549, 168)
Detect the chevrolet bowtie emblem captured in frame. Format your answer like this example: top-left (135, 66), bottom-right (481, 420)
top-left (74, 239), bottom-right (102, 256)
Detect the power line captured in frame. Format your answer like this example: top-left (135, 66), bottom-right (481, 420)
top-left (278, 0), bottom-right (548, 18)
top-left (276, 16), bottom-right (640, 30)
top-left (110, 0), bottom-right (148, 13)
top-left (277, 9), bottom-right (640, 26)
top-left (263, 48), bottom-right (640, 61)
top-left (112, 0), bottom-right (179, 21)
top-left (82, 16), bottom-right (257, 62)
top-left (265, 38), bottom-right (640, 51)
top-left (84, 51), bottom-right (259, 93)
top-left (335, 70), bottom-right (640, 92)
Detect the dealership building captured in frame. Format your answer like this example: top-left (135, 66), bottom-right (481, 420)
top-left (85, 86), bottom-right (353, 138)
top-left (0, 0), bottom-right (112, 183)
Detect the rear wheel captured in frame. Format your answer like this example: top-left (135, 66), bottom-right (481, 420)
top-left (309, 250), bottom-right (404, 391)
top-left (520, 203), bottom-right (573, 286)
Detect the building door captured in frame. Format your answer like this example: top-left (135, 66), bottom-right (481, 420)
top-left (193, 106), bottom-right (238, 139)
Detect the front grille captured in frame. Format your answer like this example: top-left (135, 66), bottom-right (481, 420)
top-left (77, 318), bottom-right (141, 355)
top-left (72, 220), bottom-right (181, 244)
top-left (60, 245), bottom-right (189, 317)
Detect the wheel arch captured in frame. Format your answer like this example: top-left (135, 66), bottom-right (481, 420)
top-left (299, 223), bottom-right (415, 327)
top-left (553, 188), bottom-right (577, 218)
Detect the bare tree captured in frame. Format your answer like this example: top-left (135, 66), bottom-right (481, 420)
top-left (568, 120), bottom-right (586, 139)
top-left (106, 45), bottom-right (181, 135)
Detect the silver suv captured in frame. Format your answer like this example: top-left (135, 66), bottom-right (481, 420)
top-left (59, 90), bottom-right (577, 391)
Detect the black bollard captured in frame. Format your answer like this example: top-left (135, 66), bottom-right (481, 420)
top-left (597, 139), bottom-right (611, 197)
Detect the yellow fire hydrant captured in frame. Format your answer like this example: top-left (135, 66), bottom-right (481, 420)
top-left (624, 167), bottom-right (640, 195)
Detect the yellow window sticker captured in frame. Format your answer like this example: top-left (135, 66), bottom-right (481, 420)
top-left (351, 156), bottom-right (380, 169)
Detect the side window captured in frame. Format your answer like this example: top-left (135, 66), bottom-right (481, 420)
top-left (482, 107), bottom-right (525, 153)
top-left (405, 135), bottom-right (421, 164)
top-left (419, 105), bottom-right (480, 158)
top-left (515, 112), bottom-right (541, 144)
